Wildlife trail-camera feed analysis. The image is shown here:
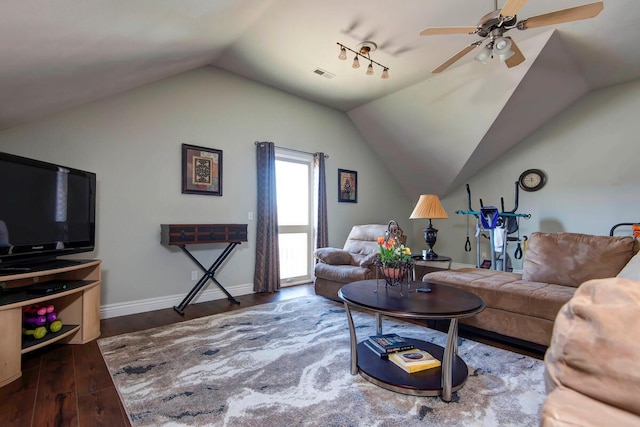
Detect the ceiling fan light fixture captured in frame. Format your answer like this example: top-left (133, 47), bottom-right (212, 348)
top-left (338, 45), bottom-right (347, 60)
top-left (366, 62), bottom-right (374, 75)
top-left (493, 37), bottom-right (514, 62)
top-left (474, 45), bottom-right (493, 64)
top-left (381, 68), bottom-right (389, 79)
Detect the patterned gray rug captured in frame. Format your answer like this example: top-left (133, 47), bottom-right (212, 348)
top-left (98, 295), bottom-right (546, 426)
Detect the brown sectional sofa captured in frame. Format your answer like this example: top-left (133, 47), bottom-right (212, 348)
top-left (422, 232), bottom-right (639, 347)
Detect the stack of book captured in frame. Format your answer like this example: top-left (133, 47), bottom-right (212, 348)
top-left (389, 349), bottom-right (441, 373)
top-left (364, 333), bottom-right (414, 358)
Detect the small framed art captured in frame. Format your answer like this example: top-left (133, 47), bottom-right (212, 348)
top-left (182, 143), bottom-right (223, 196)
top-left (338, 169), bottom-right (357, 203)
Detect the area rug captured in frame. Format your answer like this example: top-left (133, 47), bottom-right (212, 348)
top-left (98, 295), bottom-right (546, 426)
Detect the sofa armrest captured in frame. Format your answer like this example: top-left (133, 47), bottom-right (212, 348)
top-left (358, 253), bottom-right (380, 268)
top-left (314, 247), bottom-right (354, 265)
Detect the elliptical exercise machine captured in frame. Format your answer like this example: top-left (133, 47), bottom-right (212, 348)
top-left (456, 182), bottom-right (531, 271)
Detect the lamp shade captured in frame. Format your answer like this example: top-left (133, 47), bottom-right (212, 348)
top-left (494, 37), bottom-right (515, 62)
top-left (409, 194), bottom-right (449, 219)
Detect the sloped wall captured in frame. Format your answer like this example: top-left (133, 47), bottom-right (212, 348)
top-left (435, 78), bottom-right (640, 271)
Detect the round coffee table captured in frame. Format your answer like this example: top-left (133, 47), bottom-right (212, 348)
top-left (338, 279), bottom-right (485, 401)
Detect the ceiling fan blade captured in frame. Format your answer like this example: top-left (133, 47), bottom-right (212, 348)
top-left (420, 26), bottom-right (477, 36)
top-left (505, 39), bottom-right (525, 68)
top-left (500, 0), bottom-right (528, 17)
top-left (432, 43), bottom-right (479, 73)
top-left (520, 2), bottom-right (604, 29)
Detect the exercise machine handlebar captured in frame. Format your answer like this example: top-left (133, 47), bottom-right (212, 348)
top-left (455, 210), bottom-right (531, 219)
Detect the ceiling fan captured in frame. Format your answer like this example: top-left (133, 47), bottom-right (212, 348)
top-left (420, 0), bottom-right (604, 73)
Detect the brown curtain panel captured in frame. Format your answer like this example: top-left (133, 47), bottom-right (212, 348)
top-left (254, 141), bottom-right (280, 293)
top-left (314, 152), bottom-right (328, 250)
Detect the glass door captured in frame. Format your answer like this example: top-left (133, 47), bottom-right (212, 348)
top-left (275, 150), bottom-right (314, 285)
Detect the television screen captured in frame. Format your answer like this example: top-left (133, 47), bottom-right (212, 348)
top-left (0, 152), bottom-right (96, 269)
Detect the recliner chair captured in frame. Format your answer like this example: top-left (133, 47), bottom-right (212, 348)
top-left (313, 223), bottom-right (405, 301)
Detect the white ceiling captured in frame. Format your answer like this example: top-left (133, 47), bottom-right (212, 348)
top-left (1, 0), bottom-right (638, 197)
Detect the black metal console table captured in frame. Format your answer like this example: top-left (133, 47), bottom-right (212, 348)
top-left (160, 223), bottom-right (248, 315)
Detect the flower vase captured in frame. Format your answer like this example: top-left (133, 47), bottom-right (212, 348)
top-left (375, 260), bottom-right (412, 288)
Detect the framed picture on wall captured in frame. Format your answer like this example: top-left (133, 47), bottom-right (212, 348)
top-left (338, 169), bottom-right (357, 203)
top-left (182, 143), bottom-right (223, 196)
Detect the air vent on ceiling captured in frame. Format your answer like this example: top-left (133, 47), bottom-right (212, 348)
top-left (313, 68), bottom-right (335, 79)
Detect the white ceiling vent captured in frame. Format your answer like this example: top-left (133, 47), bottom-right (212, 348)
top-left (313, 68), bottom-right (335, 79)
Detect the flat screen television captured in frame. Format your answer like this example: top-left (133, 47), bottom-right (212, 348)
top-left (0, 152), bottom-right (96, 272)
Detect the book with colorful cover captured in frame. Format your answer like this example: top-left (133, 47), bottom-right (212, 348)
top-left (367, 333), bottom-right (414, 354)
top-left (388, 349), bottom-right (441, 373)
top-left (363, 339), bottom-right (390, 358)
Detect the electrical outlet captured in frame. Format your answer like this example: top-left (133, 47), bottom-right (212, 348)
top-left (248, 211), bottom-right (254, 220)
top-left (191, 271), bottom-right (198, 281)
top-left (481, 252), bottom-right (488, 260)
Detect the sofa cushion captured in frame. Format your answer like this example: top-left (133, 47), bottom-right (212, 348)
top-left (542, 386), bottom-right (640, 427)
top-left (617, 251), bottom-right (640, 281)
top-left (522, 232), bottom-right (637, 287)
top-left (314, 263), bottom-right (371, 283)
top-left (315, 247), bottom-right (353, 265)
top-left (544, 277), bottom-right (640, 419)
top-left (424, 268), bottom-right (574, 321)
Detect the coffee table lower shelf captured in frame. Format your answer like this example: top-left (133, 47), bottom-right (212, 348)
top-left (357, 338), bottom-right (468, 397)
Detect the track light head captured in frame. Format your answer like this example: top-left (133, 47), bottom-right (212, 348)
top-left (338, 45), bottom-right (347, 60)
top-left (352, 55), bottom-right (360, 68)
top-left (366, 62), bottom-right (374, 75)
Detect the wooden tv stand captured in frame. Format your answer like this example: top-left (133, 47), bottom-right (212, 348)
top-left (0, 260), bottom-right (101, 387)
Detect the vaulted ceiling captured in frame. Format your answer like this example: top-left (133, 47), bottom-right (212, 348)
top-left (2, 1), bottom-right (639, 198)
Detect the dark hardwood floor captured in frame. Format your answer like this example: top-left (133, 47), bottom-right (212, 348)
top-left (0, 283), bottom-right (543, 426)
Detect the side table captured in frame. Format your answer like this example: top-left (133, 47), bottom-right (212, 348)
top-left (412, 255), bottom-right (452, 281)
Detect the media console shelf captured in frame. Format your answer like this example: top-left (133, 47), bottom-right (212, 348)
top-left (0, 260), bottom-right (101, 387)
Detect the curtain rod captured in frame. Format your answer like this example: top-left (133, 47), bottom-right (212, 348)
top-left (254, 141), bottom-right (329, 158)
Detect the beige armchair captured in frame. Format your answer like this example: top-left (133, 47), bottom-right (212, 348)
top-left (314, 223), bottom-right (404, 301)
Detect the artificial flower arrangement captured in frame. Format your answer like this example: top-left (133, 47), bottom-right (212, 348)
top-left (377, 236), bottom-right (412, 265)
top-left (375, 235), bottom-right (414, 286)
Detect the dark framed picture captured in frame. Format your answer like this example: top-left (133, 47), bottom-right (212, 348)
top-left (338, 169), bottom-right (357, 203)
top-left (182, 144), bottom-right (223, 196)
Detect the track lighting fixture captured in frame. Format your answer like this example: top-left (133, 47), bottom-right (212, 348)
top-left (337, 42), bottom-right (390, 79)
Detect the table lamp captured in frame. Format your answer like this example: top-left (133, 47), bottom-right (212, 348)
top-left (409, 194), bottom-right (449, 259)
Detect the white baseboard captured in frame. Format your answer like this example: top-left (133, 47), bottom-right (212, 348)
top-left (100, 282), bottom-right (255, 319)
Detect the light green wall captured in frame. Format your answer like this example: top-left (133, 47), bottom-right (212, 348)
top-left (0, 66), bottom-right (411, 308)
top-left (426, 78), bottom-right (640, 271)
